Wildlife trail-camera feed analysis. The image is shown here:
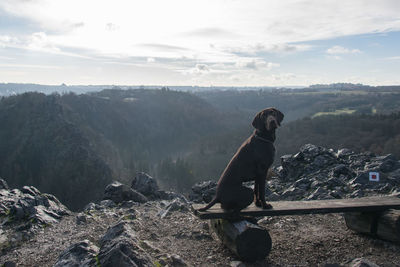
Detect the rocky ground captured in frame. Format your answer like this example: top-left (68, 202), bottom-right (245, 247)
top-left (1, 200), bottom-right (400, 266)
top-left (1, 145), bottom-right (400, 266)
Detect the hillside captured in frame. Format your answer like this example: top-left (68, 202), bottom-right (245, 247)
top-left (0, 93), bottom-right (112, 210)
top-left (0, 90), bottom-right (226, 210)
top-left (196, 88), bottom-right (400, 122)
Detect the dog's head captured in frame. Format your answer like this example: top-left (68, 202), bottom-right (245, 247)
top-left (252, 107), bottom-right (284, 132)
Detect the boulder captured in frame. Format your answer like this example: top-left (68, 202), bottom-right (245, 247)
top-left (104, 181), bottom-right (147, 204)
top-left (0, 178), bottom-right (9, 190)
top-left (98, 221), bottom-right (152, 267)
top-left (53, 239), bottom-right (99, 267)
top-left (131, 172), bottom-right (159, 198)
top-left (189, 180), bottom-right (217, 203)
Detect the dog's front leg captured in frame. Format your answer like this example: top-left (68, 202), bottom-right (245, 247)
top-left (255, 173), bottom-right (272, 209)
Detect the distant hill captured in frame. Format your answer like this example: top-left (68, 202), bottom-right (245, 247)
top-left (196, 87), bottom-right (400, 122)
top-left (0, 89), bottom-right (226, 209)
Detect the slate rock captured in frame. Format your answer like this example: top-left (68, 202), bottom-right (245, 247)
top-left (98, 221), bottom-right (151, 267)
top-left (266, 192), bottom-right (281, 201)
top-left (280, 154), bottom-right (304, 181)
top-left (158, 198), bottom-right (190, 219)
top-left (76, 214), bottom-right (87, 225)
top-left (307, 187), bottom-right (330, 200)
top-left (336, 148), bottom-right (354, 158)
top-left (156, 254), bottom-right (187, 267)
top-left (99, 199), bottom-right (117, 209)
top-left (345, 258), bottom-right (380, 267)
top-left (104, 181), bottom-right (147, 204)
top-left (131, 172), bottom-right (159, 198)
top-left (281, 186), bottom-right (305, 200)
top-left (350, 172), bottom-right (370, 185)
top-left (189, 180), bottom-right (217, 203)
top-left (83, 202), bottom-right (97, 212)
top-left (53, 239), bottom-right (99, 267)
top-left (0, 178), bottom-right (9, 190)
top-left (3, 261), bottom-right (17, 267)
top-left (157, 190), bottom-right (186, 200)
top-left (331, 164), bottom-right (351, 177)
top-left (293, 178), bottom-right (311, 191)
top-left (21, 186), bottom-right (41, 196)
top-left (29, 205), bottom-right (61, 225)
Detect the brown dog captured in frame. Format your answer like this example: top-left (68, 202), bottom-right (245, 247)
top-left (198, 107), bottom-right (284, 212)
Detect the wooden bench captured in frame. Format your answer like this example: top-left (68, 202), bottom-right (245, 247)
top-left (192, 196), bottom-right (400, 262)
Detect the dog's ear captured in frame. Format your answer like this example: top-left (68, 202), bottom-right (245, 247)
top-left (252, 111), bottom-right (266, 130)
top-left (275, 109), bottom-right (284, 126)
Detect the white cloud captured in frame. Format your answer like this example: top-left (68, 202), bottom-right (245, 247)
top-left (235, 59), bottom-right (280, 70)
top-left (181, 64), bottom-right (211, 75)
top-left (147, 57), bottom-right (156, 63)
top-left (106, 23), bottom-right (119, 32)
top-left (224, 43), bottom-right (312, 56)
top-left (28, 32), bottom-right (60, 52)
top-left (191, 64), bottom-right (210, 75)
top-left (326, 45), bottom-right (361, 54)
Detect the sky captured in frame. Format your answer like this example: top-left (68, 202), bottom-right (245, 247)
top-left (0, 0), bottom-right (399, 87)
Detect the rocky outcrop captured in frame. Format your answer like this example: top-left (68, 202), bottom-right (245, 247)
top-left (98, 221), bottom-right (152, 267)
top-left (0, 183), bottom-right (70, 250)
top-left (131, 172), bottom-right (185, 201)
top-left (0, 185), bottom-right (70, 226)
top-left (131, 172), bottom-right (159, 199)
top-left (103, 181), bottom-right (148, 204)
top-left (54, 221), bottom-right (152, 267)
top-left (53, 240), bottom-right (99, 267)
top-left (271, 144), bottom-right (400, 201)
top-left (190, 144), bottom-right (400, 202)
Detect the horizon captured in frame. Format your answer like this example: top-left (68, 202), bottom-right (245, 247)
top-left (2, 82), bottom-right (399, 89)
top-left (1, 0), bottom-right (400, 87)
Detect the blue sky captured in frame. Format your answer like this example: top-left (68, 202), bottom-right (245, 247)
top-left (0, 0), bottom-right (399, 86)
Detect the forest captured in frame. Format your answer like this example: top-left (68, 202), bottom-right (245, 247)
top-left (0, 86), bottom-right (400, 210)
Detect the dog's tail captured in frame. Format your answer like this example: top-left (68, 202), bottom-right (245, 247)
top-left (197, 197), bottom-right (218, 212)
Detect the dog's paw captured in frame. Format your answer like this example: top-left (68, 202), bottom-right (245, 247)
top-left (255, 200), bottom-right (272, 209)
top-left (262, 203), bottom-right (273, 209)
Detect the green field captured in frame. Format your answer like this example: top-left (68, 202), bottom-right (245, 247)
top-left (312, 108), bottom-right (357, 118)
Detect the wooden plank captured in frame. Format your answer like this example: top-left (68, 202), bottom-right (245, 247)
top-left (192, 196), bottom-right (400, 220)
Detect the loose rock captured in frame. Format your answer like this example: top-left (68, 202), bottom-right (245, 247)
top-left (104, 181), bottom-right (147, 204)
